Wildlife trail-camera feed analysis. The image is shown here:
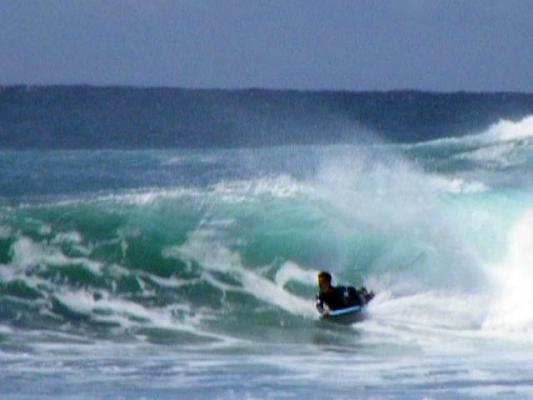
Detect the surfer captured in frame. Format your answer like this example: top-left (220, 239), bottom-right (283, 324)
top-left (315, 271), bottom-right (373, 315)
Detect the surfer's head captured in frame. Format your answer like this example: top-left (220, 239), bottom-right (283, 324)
top-left (318, 271), bottom-right (332, 293)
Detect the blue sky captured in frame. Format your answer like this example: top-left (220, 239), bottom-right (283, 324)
top-left (1, 0), bottom-right (532, 91)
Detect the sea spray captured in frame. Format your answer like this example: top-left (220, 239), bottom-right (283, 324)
top-left (483, 209), bottom-right (533, 335)
top-left (313, 146), bottom-right (486, 293)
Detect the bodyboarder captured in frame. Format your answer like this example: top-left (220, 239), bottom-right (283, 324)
top-left (315, 271), bottom-right (374, 315)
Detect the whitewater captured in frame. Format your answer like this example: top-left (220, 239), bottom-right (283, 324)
top-left (1, 90), bottom-right (533, 398)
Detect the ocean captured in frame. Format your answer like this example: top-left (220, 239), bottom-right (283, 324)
top-left (1, 86), bottom-right (533, 399)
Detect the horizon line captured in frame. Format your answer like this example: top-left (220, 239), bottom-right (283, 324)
top-left (1, 83), bottom-right (532, 96)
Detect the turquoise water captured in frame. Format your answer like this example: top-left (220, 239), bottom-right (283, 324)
top-left (1, 91), bottom-right (533, 398)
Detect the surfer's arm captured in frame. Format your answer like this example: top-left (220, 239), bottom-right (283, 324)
top-left (315, 295), bottom-right (330, 315)
top-left (315, 295), bottom-right (323, 312)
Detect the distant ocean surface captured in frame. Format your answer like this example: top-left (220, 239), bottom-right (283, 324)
top-left (1, 86), bottom-right (533, 399)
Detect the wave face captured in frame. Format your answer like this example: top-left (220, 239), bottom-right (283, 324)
top-left (1, 86), bottom-right (532, 149)
top-left (1, 113), bottom-right (532, 350)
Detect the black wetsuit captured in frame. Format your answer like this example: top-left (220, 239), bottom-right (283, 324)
top-left (316, 286), bottom-right (365, 312)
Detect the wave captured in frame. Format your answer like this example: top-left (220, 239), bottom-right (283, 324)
top-left (1, 142), bottom-right (532, 346)
top-left (422, 114), bottom-right (533, 145)
top-left (405, 115), bottom-right (533, 170)
top-left (480, 115), bottom-right (533, 143)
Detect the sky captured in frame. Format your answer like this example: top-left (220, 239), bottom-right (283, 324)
top-left (1, 0), bottom-right (532, 92)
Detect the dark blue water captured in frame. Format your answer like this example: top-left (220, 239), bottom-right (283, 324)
top-left (1, 86), bottom-right (532, 149)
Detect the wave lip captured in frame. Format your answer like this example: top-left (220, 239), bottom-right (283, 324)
top-left (481, 115), bottom-right (533, 144)
top-left (407, 114), bottom-right (533, 146)
top-left (404, 114), bottom-right (533, 173)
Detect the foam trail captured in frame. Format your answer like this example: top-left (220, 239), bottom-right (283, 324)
top-left (9, 236), bottom-right (102, 275)
top-left (164, 228), bottom-right (315, 317)
top-left (274, 261), bottom-right (317, 288)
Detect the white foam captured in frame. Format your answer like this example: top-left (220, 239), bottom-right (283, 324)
top-left (10, 236), bottom-right (102, 275)
top-left (415, 115), bottom-right (533, 167)
top-left (116, 225), bottom-right (143, 239)
top-left (427, 175), bottom-right (488, 194)
top-left (483, 209), bottom-right (533, 335)
top-left (315, 154), bottom-right (423, 229)
top-left (111, 175), bottom-right (306, 206)
top-left (417, 115), bottom-right (533, 147)
top-left (365, 208), bottom-right (533, 342)
top-left (51, 230), bottom-right (83, 244)
top-left (164, 228), bottom-right (315, 317)
top-left (37, 187), bottom-right (204, 208)
top-left (140, 272), bottom-right (197, 289)
top-left (53, 289), bottom-right (226, 342)
top-left (306, 147), bottom-right (508, 343)
top-left (212, 175), bottom-right (308, 203)
top-left (100, 188), bottom-right (202, 206)
top-left (10, 237), bottom-right (46, 270)
top-left (274, 261), bottom-right (317, 288)
top-left (38, 224), bottom-right (52, 235)
top-left (460, 142), bottom-right (517, 165)
top-left (481, 115), bottom-right (533, 143)
top-left (315, 149), bottom-right (489, 293)
top-left (0, 324), bottom-right (14, 335)
top-left (160, 154), bottom-right (220, 166)
top-left (35, 175), bottom-right (307, 210)
top-left (367, 290), bottom-right (488, 332)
